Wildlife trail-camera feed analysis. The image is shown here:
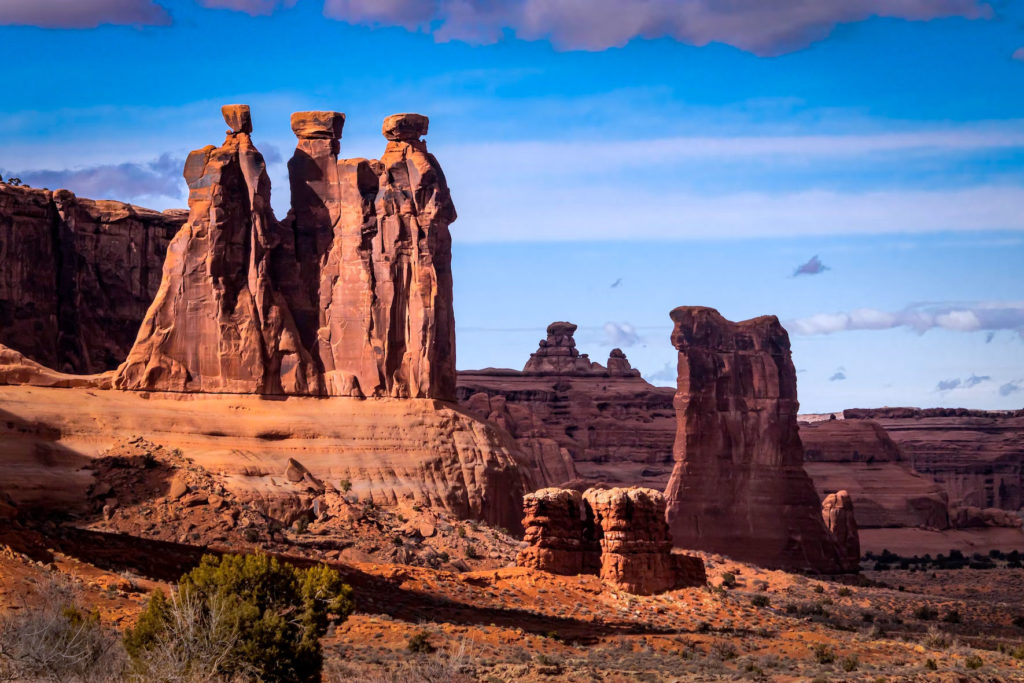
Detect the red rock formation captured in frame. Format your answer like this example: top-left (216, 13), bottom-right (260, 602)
top-left (801, 417), bottom-right (951, 529)
top-left (516, 488), bottom-right (600, 575)
top-left (0, 183), bottom-right (184, 373)
top-left (583, 487), bottom-right (704, 595)
top-left (949, 505), bottom-right (1022, 529)
top-left (523, 322), bottom-right (598, 375)
top-left (516, 485), bottom-right (705, 594)
top-left (458, 325), bottom-right (676, 489)
top-left (822, 490), bottom-right (861, 571)
top-left (115, 106), bottom-right (458, 399)
top-left (664, 306), bottom-right (847, 573)
top-left (116, 105), bottom-right (320, 394)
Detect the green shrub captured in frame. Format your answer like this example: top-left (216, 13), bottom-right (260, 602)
top-left (941, 610), bottom-right (961, 624)
top-left (407, 630), bottom-right (436, 654)
top-left (965, 654), bottom-right (983, 669)
top-left (841, 654), bottom-right (858, 671)
top-left (125, 553), bottom-right (353, 683)
top-left (812, 643), bottom-right (835, 664)
top-left (925, 658), bottom-right (938, 670)
top-left (751, 595), bottom-right (770, 608)
top-left (837, 587), bottom-right (852, 597)
top-left (720, 572), bottom-right (736, 588)
top-left (913, 605), bottom-right (938, 621)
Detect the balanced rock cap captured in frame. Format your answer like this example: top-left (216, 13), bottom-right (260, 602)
top-left (221, 104), bottom-right (253, 134)
top-left (382, 113), bottom-right (429, 141)
top-left (291, 111), bottom-right (345, 140)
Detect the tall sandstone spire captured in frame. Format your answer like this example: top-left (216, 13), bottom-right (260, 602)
top-left (663, 306), bottom-right (849, 573)
top-left (115, 106), bottom-right (457, 400)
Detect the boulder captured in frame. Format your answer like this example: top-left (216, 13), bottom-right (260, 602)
top-left (663, 306), bottom-right (847, 573)
top-left (822, 490), bottom-right (861, 571)
top-left (382, 113), bottom-right (429, 141)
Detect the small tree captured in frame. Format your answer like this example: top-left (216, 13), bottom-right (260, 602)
top-left (125, 553), bottom-right (353, 683)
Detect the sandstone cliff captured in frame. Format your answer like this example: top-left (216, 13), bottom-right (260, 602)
top-left (663, 306), bottom-right (848, 573)
top-left (0, 184), bottom-right (184, 373)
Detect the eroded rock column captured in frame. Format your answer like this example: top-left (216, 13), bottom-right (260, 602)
top-left (516, 488), bottom-right (600, 575)
top-left (822, 490), bottom-right (861, 571)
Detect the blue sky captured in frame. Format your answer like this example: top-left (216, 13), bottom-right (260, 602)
top-left (1, 0), bottom-right (1023, 411)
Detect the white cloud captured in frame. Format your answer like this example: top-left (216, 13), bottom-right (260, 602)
top-left (197, 0), bottom-right (297, 15)
top-left (789, 302), bottom-right (1024, 337)
top-left (603, 321), bottom-right (640, 347)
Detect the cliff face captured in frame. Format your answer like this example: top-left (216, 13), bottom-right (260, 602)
top-left (842, 409), bottom-right (1024, 513)
top-left (0, 184), bottom-right (184, 374)
top-left (663, 306), bottom-right (848, 573)
top-left (458, 322), bottom-right (676, 489)
top-left (115, 107), bottom-right (457, 399)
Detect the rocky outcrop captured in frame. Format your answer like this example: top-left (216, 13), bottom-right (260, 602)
top-left (115, 106), bottom-right (457, 399)
top-left (0, 183), bottom-right (184, 374)
top-left (458, 323), bottom-right (676, 489)
top-left (802, 419), bottom-right (904, 463)
top-left (0, 384), bottom-right (530, 533)
top-left (822, 490), bottom-right (861, 571)
top-left (663, 306), bottom-right (848, 573)
top-left (523, 322), bottom-right (597, 375)
top-left (516, 488), bottom-right (599, 575)
top-left (949, 505), bottom-right (1022, 529)
top-left (583, 487), bottom-right (702, 595)
top-left (0, 343), bottom-right (109, 389)
top-left (516, 486), bottom-right (705, 594)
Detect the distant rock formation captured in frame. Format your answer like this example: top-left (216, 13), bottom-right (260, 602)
top-left (0, 184), bottom-right (184, 373)
top-left (821, 490), bottom-right (861, 571)
top-left (843, 409), bottom-right (1024, 513)
top-left (516, 488), bottom-right (600, 575)
top-left (115, 106), bottom-right (457, 399)
top-left (516, 486), bottom-right (705, 595)
top-left (663, 306), bottom-right (848, 573)
top-left (459, 322), bottom-right (676, 489)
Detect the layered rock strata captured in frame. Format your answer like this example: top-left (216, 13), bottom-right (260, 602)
top-left (458, 324), bottom-right (676, 489)
top-left (821, 490), bottom-right (861, 571)
top-left (516, 488), bottom-right (600, 575)
top-left (0, 183), bottom-right (184, 373)
top-left (115, 106), bottom-right (457, 399)
top-left (516, 486), bottom-right (705, 594)
top-left (663, 306), bottom-right (848, 573)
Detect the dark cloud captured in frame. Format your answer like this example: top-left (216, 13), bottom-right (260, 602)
top-left (829, 370), bottom-right (846, 381)
top-left (0, 0), bottom-right (171, 28)
top-left (793, 254), bottom-right (830, 277)
top-left (1000, 380), bottom-right (1022, 397)
top-left (3, 154), bottom-right (185, 203)
top-left (321, 0), bottom-right (990, 56)
top-left (198, 0), bottom-right (297, 16)
top-left (986, 331), bottom-right (997, 343)
top-left (603, 321), bottom-right (639, 347)
top-left (791, 301), bottom-right (1024, 337)
top-left (1014, 47), bottom-right (1024, 61)
top-left (964, 374), bottom-right (991, 388)
top-left (937, 378), bottom-right (961, 391)
top-left (610, 278), bottom-right (622, 288)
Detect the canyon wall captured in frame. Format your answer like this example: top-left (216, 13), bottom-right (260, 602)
top-left (663, 306), bottom-right (848, 573)
top-left (0, 184), bottom-right (184, 373)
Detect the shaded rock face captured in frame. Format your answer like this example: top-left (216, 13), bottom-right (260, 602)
top-left (949, 505), bottom-right (1022, 529)
top-left (516, 488), bottom-right (600, 575)
top-left (458, 322), bottom-right (676, 490)
top-left (0, 184), bottom-right (184, 373)
top-left (115, 107), bottom-right (457, 399)
top-left (822, 490), bottom-right (861, 571)
top-left (664, 306), bottom-right (847, 573)
top-left (516, 486), bottom-right (705, 595)
top-left (801, 417), bottom-right (952, 530)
